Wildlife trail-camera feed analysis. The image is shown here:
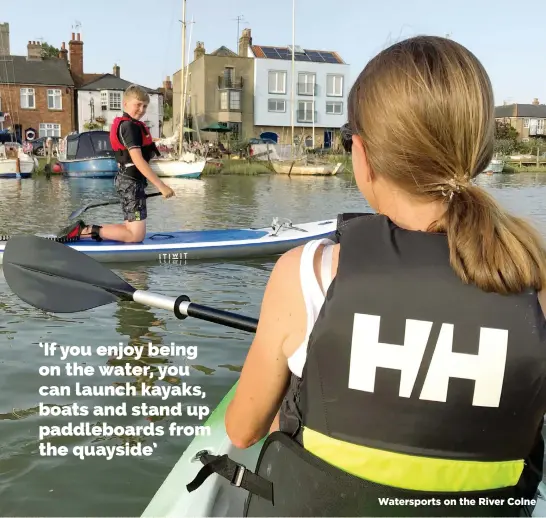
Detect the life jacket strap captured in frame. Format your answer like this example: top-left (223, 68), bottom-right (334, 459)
top-left (186, 451), bottom-right (273, 503)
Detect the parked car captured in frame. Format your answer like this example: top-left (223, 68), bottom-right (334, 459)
top-left (249, 137), bottom-right (277, 145)
top-left (30, 136), bottom-right (61, 156)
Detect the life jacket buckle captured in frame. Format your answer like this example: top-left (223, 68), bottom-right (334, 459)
top-left (231, 463), bottom-right (246, 487)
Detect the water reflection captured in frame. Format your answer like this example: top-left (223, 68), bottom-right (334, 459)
top-left (1, 173), bottom-right (546, 516)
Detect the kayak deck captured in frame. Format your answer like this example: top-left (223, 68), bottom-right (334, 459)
top-left (142, 383), bottom-right (546, 517)
top-left (141, 383), bottom-right (263, 517)
top-left (0, 218), bottom-right (336, 263)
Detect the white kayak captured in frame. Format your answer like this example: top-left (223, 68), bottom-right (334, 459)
top-left (0, 218), bottom-right (336, 264)
top-left (142, 383), bottom-right (546, 517)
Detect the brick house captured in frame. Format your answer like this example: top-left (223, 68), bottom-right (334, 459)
top-left (495, 98), bottom-right (546, 141)
top-left (0, 22), bottom-right (76, 140)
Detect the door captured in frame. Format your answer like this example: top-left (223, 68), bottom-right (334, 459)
top-left (324, 130), bottom-right (333, 149)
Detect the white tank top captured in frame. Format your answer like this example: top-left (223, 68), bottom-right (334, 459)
top-left (287, 238), bottom-right (335, 378)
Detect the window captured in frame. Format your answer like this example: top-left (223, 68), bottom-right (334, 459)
top-left (269, 71), bottom-right (286, 94)
top-left (47, 89), bottom-right (62, 110)
top-left (109, 92), bottom-right (122, 110)
top-left (100, 91), bottom-right (108, 109)
top-left (220, 91), bottom-right (228, 110)
top-left (327, 75), bottom-right (343, 97)
top-left (298, 100), bottom-right (314, 122)
top-left (229, 91), bottom-right (241, 110)
top-left (298, 73), bottom-right (315, 96)
top-left (326, 101), bottom-right (343, 115)
top-left (39, 123), bottom-right (61, 137)
top-left (268, 99), bottom-right (286, 112)
top-left (224, 66), bottom-right (234, 87)
top-left (20, 88), bottom-right (35, 109)
top-left (220, 91), bottom-right (241, 110)
top-left (523, 118), bottom-right (530, 128)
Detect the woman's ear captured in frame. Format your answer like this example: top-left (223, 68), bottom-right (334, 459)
top-left (351, 133), bottom-right (373, 184)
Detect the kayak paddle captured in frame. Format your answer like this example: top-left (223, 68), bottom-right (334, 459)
top-left (3, 235), bottom-right (258, 333)
top-left (68, 192), bottom-right (162, 220)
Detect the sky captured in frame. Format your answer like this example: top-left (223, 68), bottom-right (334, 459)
top-left (2, 0), bottom-right (544, 106)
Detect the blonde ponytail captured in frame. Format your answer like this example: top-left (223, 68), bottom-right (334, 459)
top-left (349, 35), bottom-right (546, 295)
top-left (431, 185), bottom-right (546, 294)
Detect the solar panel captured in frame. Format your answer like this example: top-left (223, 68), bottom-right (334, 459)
top-left (307, 52), bottom-right (326, 63)
top-left (262, 48), bottom-right (280, 58)
top-left (259, 46), bottom-right (340, 63)
top-left (322, 53), bottom-right (339, 63)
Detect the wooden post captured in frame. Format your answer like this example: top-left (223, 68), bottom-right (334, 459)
top-left (45, 137), bottom-right (52, 176)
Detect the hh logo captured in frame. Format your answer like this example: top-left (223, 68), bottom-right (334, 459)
top-left (349, 314), bottom-right (508, 408)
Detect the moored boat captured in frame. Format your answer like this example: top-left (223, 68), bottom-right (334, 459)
top-left (149, 154), bottom-right (206, 178)
top-left (483, 158), bottom-right (504, 174)
top-left (272, 160), bottom-right (343, 176)
top-left (57, 131), bottom-right (118, 178)
top-left (0, 143), bottom-right (37, 178)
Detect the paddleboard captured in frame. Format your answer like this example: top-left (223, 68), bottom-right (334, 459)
top-left (0, 219), bottom-right (336, 264)
top-left (142, 383), bottom-right (546, 517)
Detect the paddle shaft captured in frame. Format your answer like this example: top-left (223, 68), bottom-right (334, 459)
top-left (70, 192), bottom-right (162, 219)
top-left (133, 290), bottom-right (258, 333)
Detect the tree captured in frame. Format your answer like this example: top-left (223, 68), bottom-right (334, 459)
top-left (41, 42), bottom-right (61, 59)
top-left (163, 103), bottom-right (173, 122)
top-left (494, 120), bottom-right (518, 141)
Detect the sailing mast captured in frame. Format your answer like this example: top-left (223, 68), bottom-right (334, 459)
top-left (290, 0), bottom-right (295, 158)
top-left (178, 0), bottom-right (187, 158)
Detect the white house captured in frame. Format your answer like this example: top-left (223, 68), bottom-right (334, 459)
top-left (247, 36), bottom-right (350, 148)
top-left (77, 71), bottom-right (164, 138)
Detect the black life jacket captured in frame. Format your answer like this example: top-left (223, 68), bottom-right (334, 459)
top-left (188, 213), bottom-right (546, 517)
top-left (109, 116), bottom-right (159, 179)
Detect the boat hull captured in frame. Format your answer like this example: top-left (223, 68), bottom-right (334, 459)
top-left (58, 157), bottom-right (118, 178)
top-left (272, 161), bottom-right (342, 176)
top-left (483, 159), bottom-right (504, 174)
top-left (0, 219), bottom-right (336, 264)
top-left (150, 158), bottom-right (206, 178)
top-left (0, 158), bottom-right (35, 178)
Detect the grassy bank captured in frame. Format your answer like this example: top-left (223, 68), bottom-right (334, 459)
top-left (202, 154), bottom-right (355, 176)
top-left (33, 155), bottom-right (356, 177)
top-left (503, 163), bottom-right (546, 174)
top-left (203, 158), bottom-right (274, 176)
top-left (34, 157), bottom-right (59, 175)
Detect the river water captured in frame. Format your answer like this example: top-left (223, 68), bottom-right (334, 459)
top-left (0, 172), bottom-right (545, 516)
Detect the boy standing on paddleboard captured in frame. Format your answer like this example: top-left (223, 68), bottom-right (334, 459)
top-left (57, 85), bottom-right (175, 243)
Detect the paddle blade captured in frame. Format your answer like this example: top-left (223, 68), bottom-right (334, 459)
top-left (3, 235), bottom-right (135, 313)
top-left (68, 206), bottom-right (86, 220)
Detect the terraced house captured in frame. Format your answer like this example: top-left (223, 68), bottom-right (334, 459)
top-left (495, 98), bottom-right (546, 142)
top-left (0, 23), bottom-right (76, 140)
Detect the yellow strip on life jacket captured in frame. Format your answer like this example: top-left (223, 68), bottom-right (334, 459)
top-left (302, 427), bottom-right (523, 492)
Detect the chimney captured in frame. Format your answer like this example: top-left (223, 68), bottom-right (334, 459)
top-left (58, 42), bottom-right (68, 60)
top-left (113, 64), bottom-right (120, 77)
top-left (532, 98), bottom-right (540, 105)
top-left (0, 22), bottom-right (10, 56)
top-left (27, 40), bottom-right (42, 61)
top-left (69, 32), bottom-right (84, 87)
top-left (239, 28), bottom-right (252, 57)
top-left (194, 41), bottom-right (205, 61)
top-left (163, 75), bottom-right (172, 90)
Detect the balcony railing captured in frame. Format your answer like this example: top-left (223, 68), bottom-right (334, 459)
top-left (218, 76), bottom-right (244, 90)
